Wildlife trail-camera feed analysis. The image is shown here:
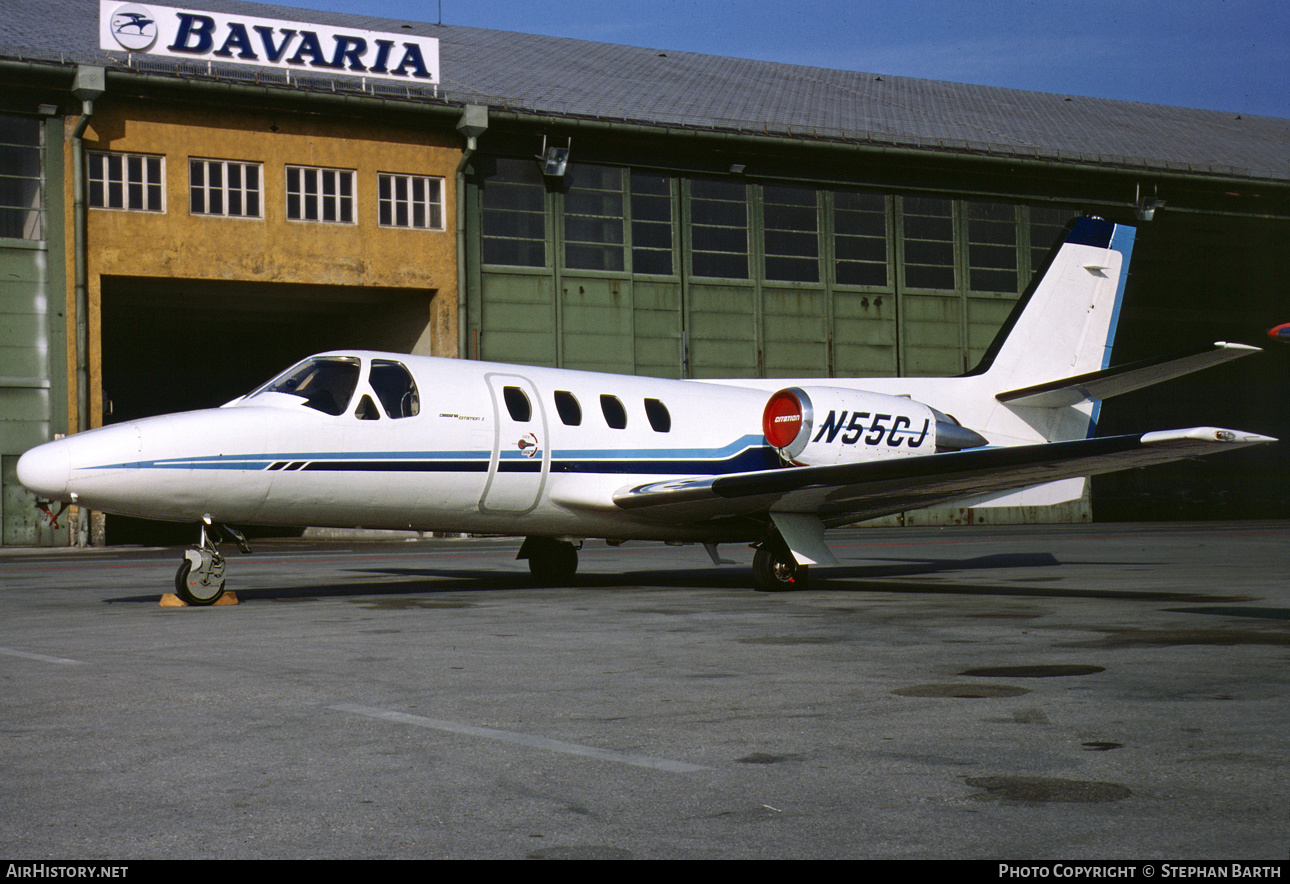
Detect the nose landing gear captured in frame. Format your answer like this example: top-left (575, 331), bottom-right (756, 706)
top-left (174, 520), bottom-right (252, 606)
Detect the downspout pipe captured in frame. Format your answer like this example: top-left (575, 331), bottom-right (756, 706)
top-left (70, 66), bottom-right (105, 435)
top-left (70, 67), bottom-right (104, 547)
top-left (455, 105), bottom-right (487, 360)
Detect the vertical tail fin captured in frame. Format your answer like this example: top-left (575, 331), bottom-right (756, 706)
top-left (960, 217), bottom-right (1136, 509)
top-left (969, 216), bottom-right (1136, 395)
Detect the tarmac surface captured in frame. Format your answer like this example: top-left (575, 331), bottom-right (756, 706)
top-left (1, 521), bottom-right (1288, 860)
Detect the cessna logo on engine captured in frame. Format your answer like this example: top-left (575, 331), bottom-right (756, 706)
top-left (812, 411), bottom-right (931, 448)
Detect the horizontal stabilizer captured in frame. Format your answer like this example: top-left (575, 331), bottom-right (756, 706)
top-left (995, 342), bottom-right (1258, 407)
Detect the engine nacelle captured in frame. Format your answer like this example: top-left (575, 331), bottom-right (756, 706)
top-left (762, 386), bottom-right (985, 466)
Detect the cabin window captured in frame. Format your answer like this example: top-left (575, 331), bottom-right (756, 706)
top-left (370, 360), bottom-right (420, 419)
top-left (644, 398), bottom-right (671, 432)
top-left (554, 390), bottom-right (582, 426)
top-left (600, 394), bottom-right (627, 429)
top-left (256, 356), bottom-right (361, 416)
top-left (503, 385), bottom-right (532, 422)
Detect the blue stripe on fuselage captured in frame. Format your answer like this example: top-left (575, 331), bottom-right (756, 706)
top-left (88, 435), bottom-right (779, 476)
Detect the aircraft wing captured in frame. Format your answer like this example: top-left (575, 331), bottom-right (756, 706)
top-left (613, 427), bottom-right (1274, 528)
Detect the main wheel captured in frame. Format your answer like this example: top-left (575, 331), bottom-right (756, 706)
top-left (526, 539), bottom-right (579, 585)
top-left (175, 550), bottom-right (226, 606)
top-left (753, 543), bottom-right (807, 592)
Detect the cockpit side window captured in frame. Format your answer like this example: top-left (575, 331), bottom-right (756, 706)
top-left (255, 357), bottom-right (361, 416)
top-left (354, 394), bottom-right (381, 421)
top-left (370, 360), bottom-right (420, 419)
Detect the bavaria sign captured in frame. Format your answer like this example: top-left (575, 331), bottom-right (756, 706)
top-left (99, 1), bottom-right (440, 84)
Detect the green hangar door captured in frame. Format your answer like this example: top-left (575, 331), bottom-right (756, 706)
top-left (468, 156), bottom-right (1075, 382)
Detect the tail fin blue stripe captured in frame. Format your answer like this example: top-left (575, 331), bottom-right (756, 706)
top-left (1088, 223), bottom-right (1137, 434)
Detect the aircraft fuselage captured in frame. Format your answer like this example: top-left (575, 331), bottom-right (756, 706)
top-left (21, 352), bottom-right (944, 544)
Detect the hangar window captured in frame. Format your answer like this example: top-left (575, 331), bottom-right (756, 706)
top-left (901, 197), bottom-right (955, 290)
top-left (481, 157), bottom-right (546, 267)
top-left (630, 172), bottom-right (674, 275)
top-left (1028, 206), bottom-right (1079, 281)
top-left (553, 390), bottom-right (582, 426)
top-left (689, 178), bottom-right (748, 279)
top-left (763, 185), bottom-right (820, 283)
top-left (600, 394), bottom-right (627, 430)
top-left (88, 151), bottom-right (163, 212)
top-left (833, 191), bottom-right (888, 287)
top-left (643, 398), bottom-right (671, 433)
top-left (190, 159), bottom-right (262, 218)
top-left (967, 202), bottom-right (1019, 294)
top-left (378, 173), bottom-right (444, 230)
top-left (564, 165), bottom-right (624, 271)
top-left (370, 359), bottom-right (420, 419)
top-left (286, 165), bottom-right (355, 224)
top-left (0, 115), bottom-right (42, 240)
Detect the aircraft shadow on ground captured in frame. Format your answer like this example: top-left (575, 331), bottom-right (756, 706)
top-left (108, 550), bottom-right (1253, 605)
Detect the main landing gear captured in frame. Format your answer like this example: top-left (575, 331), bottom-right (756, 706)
top-left (518, 536), bottom-right (580, 585)
top-left (174, 520), bottom-right (252, 606)
top-left (752, 534), bottom-right (808, 592)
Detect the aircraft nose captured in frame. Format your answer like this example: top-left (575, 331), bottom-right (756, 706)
top-left (17, 438), bottom-right (72, 500)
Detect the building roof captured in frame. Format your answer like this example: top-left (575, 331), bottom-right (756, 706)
top-left (4, 0), bottom-right (1288, 184)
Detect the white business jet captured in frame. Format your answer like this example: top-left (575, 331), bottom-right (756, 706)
top-left (17, 217), bottom-right (1274, 603)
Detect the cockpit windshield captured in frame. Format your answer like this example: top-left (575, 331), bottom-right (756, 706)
top-left (252, 356), bottom-right (361, 416)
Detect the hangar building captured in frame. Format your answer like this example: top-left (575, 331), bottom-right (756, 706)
top-left (2, 0), bottom-right (1287, 545)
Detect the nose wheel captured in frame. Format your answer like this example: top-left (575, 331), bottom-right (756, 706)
top-left (174, 520), bottom-right (251, 606)
top-left (175, 547), bottom-right (226, 605)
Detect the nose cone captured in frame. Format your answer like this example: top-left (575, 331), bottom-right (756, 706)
top-left (17, 438), bottom-right (72, 500)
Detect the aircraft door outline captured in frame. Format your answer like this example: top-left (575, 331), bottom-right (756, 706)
top-left (480, 373), bottom-right (550, 514)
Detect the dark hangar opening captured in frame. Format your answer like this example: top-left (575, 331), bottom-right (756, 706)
top-left (99, 276), bottom-right (434, 544)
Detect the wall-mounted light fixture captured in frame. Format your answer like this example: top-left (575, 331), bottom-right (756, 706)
top-left (537, 135), bottom-right (571, 178)
top-left (1135, 183), bottom-right (1165, 221)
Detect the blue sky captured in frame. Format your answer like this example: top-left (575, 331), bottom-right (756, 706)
top-left (280, 0), bottom-right (1289, 118)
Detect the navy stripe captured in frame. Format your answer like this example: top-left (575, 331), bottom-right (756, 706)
top-left (303, 460), bottom-right (489, 472)
top-left (1064, 216), bottom-right (1116, 248)
top-left (551, 450), bottom-right (780, 475)
top-left (289, 449), bottom-right (780, 476)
